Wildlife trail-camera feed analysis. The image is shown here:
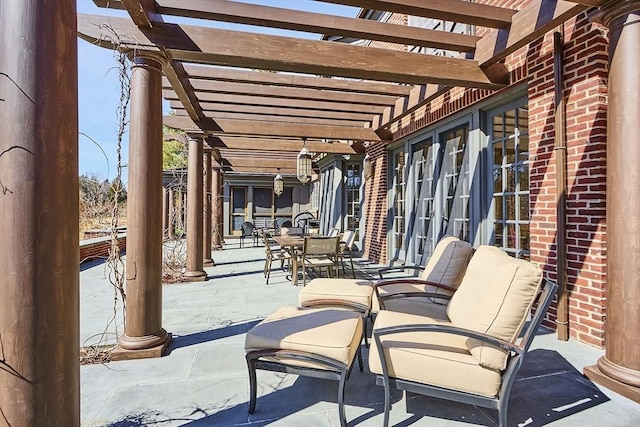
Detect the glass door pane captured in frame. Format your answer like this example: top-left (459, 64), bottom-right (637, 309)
top-left (390, 148), bottom-right (407, 261)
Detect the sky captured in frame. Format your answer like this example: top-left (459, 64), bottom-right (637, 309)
top-left (76, 0), bottom-right (359, 180)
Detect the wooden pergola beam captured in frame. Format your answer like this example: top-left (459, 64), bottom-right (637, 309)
top-left (475, 0), bottom-right (600, 67)
top-left (314, 0), bottom-right (517, 28)
top-left (172, 101), bottom-right (375, 122)
top-left (182, 65), bottom-right (413, 97)
top-left (173, 109), bottom-right (369, 128)
top-left (213, 137), bottom-right (359, 154)
top-left (164, 115), bottom-right (386, 141)
top-left (77, 14), bottom-right (507, 89)
top-left (374, 0), bottom-right (606, 131)
top-left (118, 0), bottom-right (161, 27)
top-left (98, 0), bottom-right (480, 51)
top-left (164, 90), bottom-right (386, 114)
top-left (169, 79), bottom-right (399, 106)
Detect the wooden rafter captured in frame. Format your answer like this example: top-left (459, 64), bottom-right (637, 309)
top-left (77, 15), bottom-right (507, 89)
top-left (117, 0), bottom-right (160, 27)
top-left (212, 137), bottom-right (359, 155)
top-left (169, 79), bottom-right (399, 107)
top-left (375, 0), bottom-right (603, 131)
top-left (314, 0), bottom-right (517, 28)
top-left (174, 110), bottom-right (369, 128)
top-left (183, 65), bottom-right (413, 97)
top-left (178, 102), bottom-right (375, 123)
top-left (96, 0), bottom-right (480, 51)
top-left (164, 115), bottom-right (386, 141)
top-left (164, 91), bottom-right (386, 115)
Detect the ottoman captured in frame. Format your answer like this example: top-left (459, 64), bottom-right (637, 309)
top-left (298, 278), bottom-right (374, 345)
top-left (245, 306), bottom-right (364, 427)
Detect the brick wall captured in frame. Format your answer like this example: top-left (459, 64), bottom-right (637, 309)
top-left (363, 142), bottom-right (389, 264)
top-left (362, 3), bottom-right (610, 348)
top-left (79, 234), bottom-right (127, 264)
top-left (527, 11), bottom-right (609, 347)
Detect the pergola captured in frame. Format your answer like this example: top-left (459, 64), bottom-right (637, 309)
top-left (1, 0), bottom-right (639, 424)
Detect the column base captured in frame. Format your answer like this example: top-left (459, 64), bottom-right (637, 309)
top-left (183, 270), bottom-right (209, 282)
top-left (584, 364), bottom-right (640, 404)
top-left (213, 244), bottom-right (223, 251)
top-left (203, 258), bottom-right (215, 267)
top-left (112, 332), bottom-right (172, 361)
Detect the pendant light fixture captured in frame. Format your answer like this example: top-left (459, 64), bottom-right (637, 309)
top-left (274, 167), bottom-right (283, 196)
top-left (297, 137), bottom-right (312, 184)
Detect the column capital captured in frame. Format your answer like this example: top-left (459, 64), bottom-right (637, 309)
top-left (126, 50), bottom-right (166, 71)
top-left (596, 0), bottom-right (640, 27)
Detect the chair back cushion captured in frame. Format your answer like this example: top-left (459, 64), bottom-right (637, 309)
top-left (447, 245), bottom-right (542, 370)
top-left (419, 236), bottom-right (473, 293)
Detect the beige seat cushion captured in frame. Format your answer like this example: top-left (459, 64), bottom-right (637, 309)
top-left (245, 306), bottom-right (363, 370)
top-left (369, 310), bottom-right (502, 398)
top-left (447, 246), bottom-right (543, 371)
top-left (299, 278), bottom-right (374, 311)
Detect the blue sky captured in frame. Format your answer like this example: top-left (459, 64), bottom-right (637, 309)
top-left (76, 0), bottom-right (359, 180)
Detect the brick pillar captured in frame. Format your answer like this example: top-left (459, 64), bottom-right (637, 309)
top-left (0, 1), bottom-right (80, 423)
top-left (585, 0), bottom-right (640, 403)
top-left (116, 53), bottom-right (170, 359)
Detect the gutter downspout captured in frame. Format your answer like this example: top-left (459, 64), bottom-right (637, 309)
top-left (554, 27), bottom-right (569, 341)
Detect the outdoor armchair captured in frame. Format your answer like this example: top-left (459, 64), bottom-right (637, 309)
top-left (262, 234), bottom-right (292, 285)
top-left (369, 245), bottom-right (557, 427)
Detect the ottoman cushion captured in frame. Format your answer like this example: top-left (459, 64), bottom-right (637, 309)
top-left (245, 306), bottom-right (363, 369)
top-left (299, 278), bottom-right (374, 312)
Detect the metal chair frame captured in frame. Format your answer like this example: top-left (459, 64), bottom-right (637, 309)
top-left (372, 280), bottom-right (558, 427)
top-left (246, 339), bottom-right (364, 427)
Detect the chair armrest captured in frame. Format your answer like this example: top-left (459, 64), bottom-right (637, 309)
top-left (374, 279), bottom-right (457, 293)
top-left (372, 323), bottom-right (522, 355)
top-left (378, 264), bottom-right (424, 279)
top-left (379, 292), bottom-right (452, 303)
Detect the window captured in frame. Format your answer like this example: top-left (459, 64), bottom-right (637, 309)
top-left (441, 126), bottom-right (470, 241)
top-left (390, 148), bottom-right (407, 260)
top-left (230, 186), bottom-right (247, 233)
top-left (253, 186), bottom-right (293, 226)
top-left (344, 162), bottom-right (362, 239)
top-left (491, 104), bottom-right (530, 259)
top-left (412, 138), bottom-right (436, 260)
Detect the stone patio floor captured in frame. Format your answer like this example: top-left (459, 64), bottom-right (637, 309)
top-left (80, 239), bottom-right (640, 426)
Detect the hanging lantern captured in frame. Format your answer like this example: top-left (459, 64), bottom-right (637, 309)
top-left (364, 154), bottom-right (372, 180)
top-left (274, 168), bottom-right (284, 196)
top-left (297, 137), bottom-right (312, 184)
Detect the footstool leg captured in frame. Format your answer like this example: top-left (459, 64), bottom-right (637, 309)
top-left (338, 368), bottom-right (348, 427)
top-left (246, 355), bottom-right (257, 414)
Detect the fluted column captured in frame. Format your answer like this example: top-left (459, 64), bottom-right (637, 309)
top-left (203, 148), bottom-right (214, 266)
top-left (184, 137), bottom-right (208, 281)
top-left (212, 167), bottom-right (223, 249)
top-left (0, 1), bottom-right (80, 423)
top-left (585, 0), bottom-right (640, 403)
top-left (116, 53), bottom-right (170, 358)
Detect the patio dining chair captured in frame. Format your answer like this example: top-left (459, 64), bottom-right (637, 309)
top-left (337, 229), bottom-right (357, 279)
top-left (239, 221), bottom-right (255, 248)
top-left (369, 245), bottom-right (558, 427)
top-left (299, 235), bottom-right (340, 285)
top-left (262, 234), bottom-right (292, 284)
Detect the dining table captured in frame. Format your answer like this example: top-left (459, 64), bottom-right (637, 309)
top-left (272, 234), bottom-right (306, 285)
